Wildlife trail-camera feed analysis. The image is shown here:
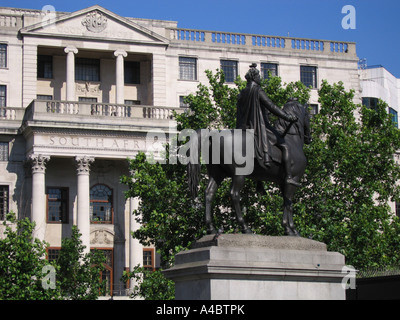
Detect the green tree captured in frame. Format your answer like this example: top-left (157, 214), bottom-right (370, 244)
top-left (296, 80), bottom-right (400, 270)
top-left (56, 225), bottom-right (106, 299)
top-left (122, 265), bottom-right (174, 300)
top-left (0, 213), bottom-right (107, 300)
top-left (0, 212), bottom-right (61, 300)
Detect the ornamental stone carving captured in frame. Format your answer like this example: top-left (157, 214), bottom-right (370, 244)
top-left (75, 156), bottom-right (95, 174)
top-left (81, 11), bottom-right (107, 33)
top-left (91, 229), bottom-right (114, 245)
top-left (30, 154), bottom-right (50, 174)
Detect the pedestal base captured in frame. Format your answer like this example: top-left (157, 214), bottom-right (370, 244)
top-left (163, 234), bottom-right (346, 300)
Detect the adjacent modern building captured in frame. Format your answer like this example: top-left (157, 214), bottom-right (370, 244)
top-left (360, 65), bottom-right (400, 127)
top-left (0, 5), bottom-right (360, 297)
top-left (359, 65), bottom-right (400, 216)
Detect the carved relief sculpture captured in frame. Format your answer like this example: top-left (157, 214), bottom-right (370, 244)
top-left (81, 10), bottom-right (107, 33)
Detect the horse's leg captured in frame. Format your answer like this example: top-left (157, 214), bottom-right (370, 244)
top-left (231, 175), bottom-right (252, 234)
top-left (205, 176), bottom-right (218, 234)
top-left (281, 183), bottom-right (300, 237)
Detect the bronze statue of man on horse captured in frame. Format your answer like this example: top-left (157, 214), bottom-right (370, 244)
top-left (187, 63), bottom-right (311, 236)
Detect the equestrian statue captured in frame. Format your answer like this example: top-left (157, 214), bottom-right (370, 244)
top-left (187, 64), bottom-right (311, 236)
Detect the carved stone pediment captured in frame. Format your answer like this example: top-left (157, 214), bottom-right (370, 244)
top-left (20, 5), bottom-right (169, 45)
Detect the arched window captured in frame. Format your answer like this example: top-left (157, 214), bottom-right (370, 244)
top-left (90, 184), bottom-right (113, 223)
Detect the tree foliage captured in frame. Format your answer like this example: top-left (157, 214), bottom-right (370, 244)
top-left (297, 80), bottom-right (400, 270)
top-left (122, 265), bottom-right (175, 300)
top-left (56, 225), bottom-right (107, 299)
top-left (122, 70), bottom-right (400, 278)
top-left (0, 213), bottom-right (106, 300)
top-left (0, 212), bottom-right (58, 300)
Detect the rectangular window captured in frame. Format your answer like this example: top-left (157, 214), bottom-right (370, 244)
top-left (300, 66), bottom-right (317, 88)
top-left (0, 185), bottom-right (9, 220)
top-left (179, 57), bottom-right (197, 81)
top-left (37, 55), bottom-right (53, 79)
top-left (389, 108), bottom-right (398, 128)
top-left (0, 85), bottom-right (6, 107)
top-left (261, 63), bottom-right (278, 80)
top-left (124, 61), bottom-right (140, 84)
top-left (220, 60), bottom-right (238, 83)
top-left (124, 100), bottom-right (140, 105)
top-left (78, 97), bottom-right (97, 103)
top-left (309, 104), bottom-right (319, 117)
top-left (47, 248), bottom-right (61, 263)
top-left (75, 58), bottom-right (100, 82)
top-left (91, 248), bottom-right (113, 295)
top-left (37, 95), bottom-right (53, 100)
top-left (0, 142), bottom-right (9, 161)
top-left (143, 248), bottom-right (155, 271)
top-left (396, 202), bottom-right (400, 218)
top-left (362, 97), bottom-right (379, 110)
top-left (179, 96), bottom-right (189, 108)
top-left (0, 44), bottom-right (7, 68)
top-left (47, 187), bottom-right (69, 223)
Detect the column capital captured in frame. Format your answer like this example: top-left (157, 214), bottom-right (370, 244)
top-left (114, 49), bottom-right (127, 58)
top-left (75, 156), bottom-right (94, 174)
top-left (64, 46), bottom-right (78, 54)
top-left (29, 154), bottom-right (50, 174)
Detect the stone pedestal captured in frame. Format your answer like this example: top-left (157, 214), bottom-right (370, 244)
top-left (163, 234), bottom-right (346, 300)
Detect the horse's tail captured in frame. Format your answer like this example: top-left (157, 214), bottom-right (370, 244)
top-left (187, 129), bottom-right (201, 199)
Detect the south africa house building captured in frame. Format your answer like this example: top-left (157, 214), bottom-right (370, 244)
top-left (0, 5), bottom-right (363, 297)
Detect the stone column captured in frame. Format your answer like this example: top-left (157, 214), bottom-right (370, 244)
top-left (64, 46), bottom-right (78, 101)
top-left (30, 154), bottom-right (50, 241)
top-left (129, 197), bottom-right (143, 269)
top-left (114, 50), bottom-right (127, 105)
top-left (75, 156), bottom-right (94, 254)
top-left (129, 174), bottom-right (143, 290)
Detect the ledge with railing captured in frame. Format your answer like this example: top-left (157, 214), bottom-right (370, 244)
top-left (42, 100), bottom-right (179, 120)
top-left (0, 100), bottom-right (182, 134)
top-left (167, 28), bottom-right (356, 57)
top-left (0, 106), bottom-right (26, 133)
top-left (24, 99), bottom-right (183, 122)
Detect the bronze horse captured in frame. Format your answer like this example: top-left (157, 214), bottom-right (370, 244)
top-left (187, 99), bottom-right (311, 236)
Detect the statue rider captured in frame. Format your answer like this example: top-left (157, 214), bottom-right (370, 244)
top-left (236, 63), bottom-right (300, 187)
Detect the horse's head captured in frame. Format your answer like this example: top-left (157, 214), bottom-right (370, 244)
top-left (278, 98), bottom-right (311, 144)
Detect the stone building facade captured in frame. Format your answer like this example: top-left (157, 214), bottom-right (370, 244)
top-left (0, 5), bottom-right (360, 296)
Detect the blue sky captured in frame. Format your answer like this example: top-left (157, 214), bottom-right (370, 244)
top-left (3, 0), bottom-right (400, 77)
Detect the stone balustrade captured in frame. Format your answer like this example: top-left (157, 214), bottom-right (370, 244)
top-left (168, 28), bottom-right (356, 56)
top-left (0, 14), bottom-right (21, 29)
top-left (22, 99), bottom-right (182, 122)
top-left (0, 106), bottom-right (25, 120)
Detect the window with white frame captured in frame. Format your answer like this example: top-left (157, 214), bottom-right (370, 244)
top-left (179, 57), bottom-right (197, 81)
top-left (0, 85), bottom-right (6, 107)
top-left (0, 142), bottom-right (9, 161)
top-left (179, 96), bottom-right (189, 108)
top-left (389, 107), bottom-right (398, 128)
top-left (261, 63), bottom-right (278, 80)
top-left (0, 44), bottom-right (7, 68)
top-left (300, 66), bottom-right (318, 88)
top-left (0, 185), bottom-right (9, 220)
top-left (220, 60), bottom-right (238, 83)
